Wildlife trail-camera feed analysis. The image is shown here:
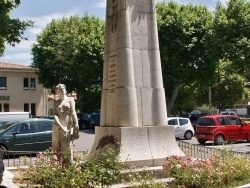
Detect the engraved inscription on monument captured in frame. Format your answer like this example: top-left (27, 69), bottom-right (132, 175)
top-left (122, 128), bottom-right (152, 159)
top-left (108, 54), bottom-right (117, 90)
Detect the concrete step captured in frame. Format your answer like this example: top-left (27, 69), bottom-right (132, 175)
top-left (109, 166), bottom-right (173, 188)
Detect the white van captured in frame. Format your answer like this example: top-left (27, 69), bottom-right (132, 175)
top-left (0, 112), bottom-right (31, 123)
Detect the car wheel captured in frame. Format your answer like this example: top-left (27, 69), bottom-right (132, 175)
top-left (184, 131), bottom-right (193, 140)
top-left (214, 134), bottom-right (224, 145)
top-left (198, 139), bottom-right (206, 145)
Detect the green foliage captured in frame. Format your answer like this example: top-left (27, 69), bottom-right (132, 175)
top-left (0, 0), bottom-right (33, 56)
top-left (163, 153), bottom-right (250, 188)
top-left (156, 2), bottom-right (217, 114)
top-left (196, 60), bottom-right (245, 109)
top-left (32, 14), bottom-right (104, 112)
top-left (81, 147), bottom-right (122, 187)
top-left (25, 147), bottom-right (123, 188)
top-left (213, 0), bottom-right (250, 78)
top-left (21, 146), bottom-right (168, 188)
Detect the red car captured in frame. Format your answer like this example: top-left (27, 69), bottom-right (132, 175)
top-left (195, 115), bottom-right (250, 145)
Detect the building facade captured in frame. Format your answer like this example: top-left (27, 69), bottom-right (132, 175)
top-left (0, 62), bottom-right (48, 116)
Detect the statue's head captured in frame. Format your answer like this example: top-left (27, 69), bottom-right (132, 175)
top-left (55, 84), bottom-right (67, 95)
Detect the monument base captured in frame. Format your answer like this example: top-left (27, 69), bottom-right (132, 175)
top-left (90, 126), bottom-right (185, 167)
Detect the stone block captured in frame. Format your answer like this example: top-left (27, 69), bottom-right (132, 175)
top-left (90, 126), bottom-right (185, 167)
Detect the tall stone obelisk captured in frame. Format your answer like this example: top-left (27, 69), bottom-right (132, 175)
top-left (90, 0), bottom-right (184, 167)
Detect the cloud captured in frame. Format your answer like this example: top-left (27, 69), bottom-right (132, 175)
top-left (23, 9), bottom-right (81, 29)
top-left (28, 27), bottom-right (43, 36)
top-left (95, 0), bottom-right (106, 8)
top-left (14, 40), bottom-right (35, 50)
top-left (219, 0), bottom-right (228, 6)
top-left (211, 0), bottom-right (228, 6)
top-left (1, 52), bottom-right (32, 66)
top-left (4, 39), bottom-right (34, 51)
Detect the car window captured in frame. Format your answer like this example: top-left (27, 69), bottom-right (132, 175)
top-left (0, 122), bottom-right (17, 131)
top-left (4, 125), bottom-right (18, 135)
top-left (197, 118), bottom-right (216, 126)
top-left (236, 118), bottom-right (243, 125)
top-left (16, 122), bottom-right (33, 134)
top-left (34, 121), bottom-right (52, 132)
top-left (225, 117), bottom-right (238, 125)
top-left (179, 119), bottom-right (188, 126)
top-left (217, 117), bottom-right (226, 125)
top-left (168, 119), bottom-right (178, 125)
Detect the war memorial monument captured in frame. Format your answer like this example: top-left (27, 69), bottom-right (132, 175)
top-left (90, 0), bottom-right (185, 167)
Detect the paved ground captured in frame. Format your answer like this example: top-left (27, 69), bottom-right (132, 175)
top-left (1, 167), bottom-right (18, 188)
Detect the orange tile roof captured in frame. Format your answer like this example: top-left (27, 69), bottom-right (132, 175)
top-left (0, 62), bottom-right (33, 70)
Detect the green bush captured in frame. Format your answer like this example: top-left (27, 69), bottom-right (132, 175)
top-left (163, 151), bottom-right (250, 188)
top-left (24, 147), bottom-right (123, 188)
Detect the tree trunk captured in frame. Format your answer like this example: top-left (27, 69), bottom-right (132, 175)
top-left (166, 84), bottom-right (183, 116)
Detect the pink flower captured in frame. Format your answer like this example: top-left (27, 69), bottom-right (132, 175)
top-left (230, 167), bottom-right (236, 173)
top-left (53, 155), bottom-right (58, 161)
top-left (205, 159), bottom-right (212, 165)
top-left (186, 157), bottom-right (193, 162)
top-left (193, 167), bottom-right (200, 172)
top-left (182, 161), bottom-right (189, 168)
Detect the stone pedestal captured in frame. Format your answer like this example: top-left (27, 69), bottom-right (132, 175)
top-left (90, 126), bottom-right (185, 167)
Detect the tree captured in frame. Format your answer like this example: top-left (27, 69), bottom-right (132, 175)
top-left (213, 0), bottom-right (250, 78)
top-left (156, 2), bottom-right (217, 115)
top-left (196, 60), bottom-right (245, 110)
top-left (32, 15), bottom-right (105, 113)
top-left (0, 0), bottom-right (33, 56)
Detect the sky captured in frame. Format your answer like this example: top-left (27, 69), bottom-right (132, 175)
top-left (0, 0), bottom-right (228, 66)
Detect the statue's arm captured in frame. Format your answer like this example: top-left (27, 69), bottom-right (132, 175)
top-left (69, 97), bottom-right (79, 128)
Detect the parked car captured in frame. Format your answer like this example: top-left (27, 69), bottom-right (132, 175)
top-left (77, 113), bottom-right (91, 130)
top-left (0, 118), bottom-right (53, 154)
top-left (220, 111), bottom-right (238, 116)
top-left (35, 116), bottom-right (53, 119)
top-left (167, 117), bottom-right (194, 140)
top-left (0, 121), bottom-right (9, 126)
top-left (89, 113), bottom-right (100, 130)
top-left (195, 115), bottom-right (250, 145)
